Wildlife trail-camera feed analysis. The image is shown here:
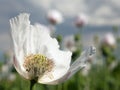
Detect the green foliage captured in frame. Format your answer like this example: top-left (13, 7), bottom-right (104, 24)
top-left (74, 34), bottom-right (81, 42)
top-left (56, 35), bottom-right (62, 44)
top-left (1, 64), bottom-right (120, 90)
top-left (72, 48), bottom-right (81, 61)
top-left (1, 27), bottom-right (120, 90)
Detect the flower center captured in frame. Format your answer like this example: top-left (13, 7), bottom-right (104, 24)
top-left (23, 54), bottom-right (54, 80)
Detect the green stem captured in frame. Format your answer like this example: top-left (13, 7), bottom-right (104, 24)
top-left (79, 27), bottom-right (83, 45)
top-left (57, 84), bottom-right (63, 90)
top-left (30, 80), bottom-right (36, 90)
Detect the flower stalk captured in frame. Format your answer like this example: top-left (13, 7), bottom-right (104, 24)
top-left (30, 80), bottom-right (36, 90)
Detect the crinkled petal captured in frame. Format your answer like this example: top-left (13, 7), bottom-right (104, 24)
top-left (38, 50), bottom-right (72, 84)
top-left (10, 13), bottom-right (31, 79)
top-left (28, 23), bottom-right (58, 55)
top-left (40, 46), bottom-right (96, 85)
top-left (13, 55), bottom-right (30, 79)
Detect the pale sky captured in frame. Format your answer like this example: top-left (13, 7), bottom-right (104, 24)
top-left (0, 0), bottom-right (120, 51)
top-left (28, 0), bottom-right (120, 25)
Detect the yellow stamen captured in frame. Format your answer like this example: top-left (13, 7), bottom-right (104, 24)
top-left (23, 54), bottom-right (54, 80)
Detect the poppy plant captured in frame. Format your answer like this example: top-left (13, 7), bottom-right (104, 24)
top-left (10, 13), bottom-right (95, 90)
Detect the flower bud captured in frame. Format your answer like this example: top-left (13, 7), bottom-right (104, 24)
top-left (47, 10), bottom-right (63, 25)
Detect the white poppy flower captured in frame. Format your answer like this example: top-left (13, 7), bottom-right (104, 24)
top-left (74, 13), bottom-right (88, 27)
top-left (0, 51), bottom-right (16, 81)
top-left (10, 13), bottom-right (96, 85)
top-left (63, 35), bottom-right (76, 52)
top-left (102, 33), bottom-right (116, 47)
top-left (47, 10), bottom-right (63, 25)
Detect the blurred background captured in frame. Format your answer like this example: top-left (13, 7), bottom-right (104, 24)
top-left (0, 0), bottom-right (120, 90)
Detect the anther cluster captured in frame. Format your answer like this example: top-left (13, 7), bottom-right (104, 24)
top-left (24, 54), bottom-right (54, 80)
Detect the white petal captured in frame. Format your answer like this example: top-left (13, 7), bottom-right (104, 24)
top-left (40, 46), bottom-right (96, 85)
top-left (38, 50), bottom-right (72, 84)
top-left (29, 24), bottom-right (54, 54)
top-left (13, 55), bottom-right (30, 79)
top-left (68, 46), bottom-right (96, 78)
top-left (10, 13), bottom-right (31, 79)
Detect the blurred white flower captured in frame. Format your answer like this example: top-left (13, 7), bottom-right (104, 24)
top-left (10, 13), bottom-right (95, 85)
top-left (81, 56), bottom-right (95, 76)
top-left (63, 35), bottom-right (76, 52)
top-left (0, 51), bottom-right (16, 81)
top-left (81, 63), bottom-right (91, 76)
top-left (102, 33), bottom-right (116, 47)
top-left (47, 10), bottom-right (63, 25)
top-left (74, 13), bottom-right (88, 28)
top-left (109, 61), bottom-right (118, 71)
top-left (8, 73), bottom-right (16, 81)
top-left (1, 65), bottom-right (9, 73)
